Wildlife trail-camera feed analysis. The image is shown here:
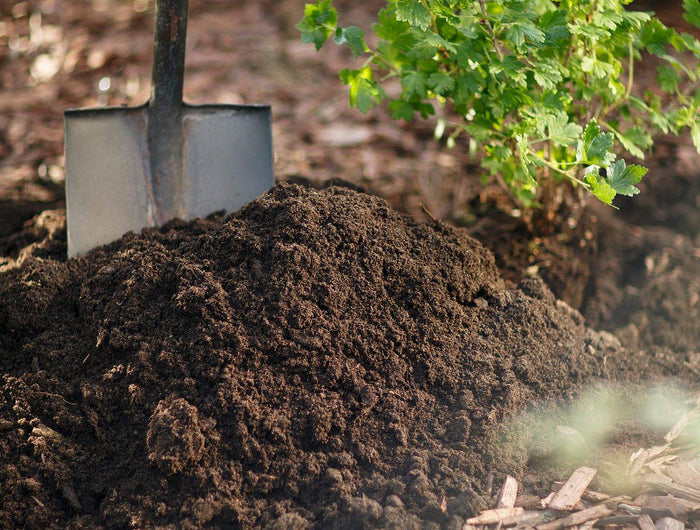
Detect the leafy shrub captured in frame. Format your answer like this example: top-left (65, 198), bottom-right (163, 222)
top-left (298, 0), bottom-right (700, 214)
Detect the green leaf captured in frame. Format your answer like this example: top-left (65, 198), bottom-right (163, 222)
top-left (489, 56), bottom-right (526, 87)
top-left (683, 0), bottom-right (700, 28)
top-left (388, 99), bottom-right (416, 120)
top-left (415, 31), bottom-right (457, 53)
top-left (580, 56), bottom-right (617, 79)
top-left (541, 111), bottom-right (583, 147)
top-left (640, 19), bottom-right (674, 55)
top-left (454, 12), bottom-right (479, 39)
top-left (691, 120), bottom-right (700, 154)
top-left (588, 132), bottom-right (615, 165)
top-left (585, 173), bottom-right (617, 205)
top-left (533, 59), bottom-right (563, 90)
top-left (428, 72), bottom-right (455, 95)
top-left (582, 120), bottom-right (599, 149)
top-left (505, 21), bottom-right (546, 49)
top-left (606, 159), bottom-right (647, 197)
top-left (657, 63), bottom-right (681, 93)
top-left (616, 126), bottom-right (653, 159)
top-left (334, 26), bottom-right (367, 56)
top-left (539, 9), bottom-right (570, 44)
top-left (395, 0), bottom-right (431, 30)
top-left (578, 120), bottom-right (615, 165)
top-left (619, 11), bottom-right (652, 29)
top-left (296, 0), bottom-right (338, 50)
top-left (339, 67), bottom-right (384, 112)
top-left (374, 6), bottom-right (410, 42)
top-left (569, 23), bottom-right (609, 41)
top-left (401, 70), bottom-right (428, 97)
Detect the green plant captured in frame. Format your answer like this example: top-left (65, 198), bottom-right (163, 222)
top-left (297, 0), bottom-right (700, 215)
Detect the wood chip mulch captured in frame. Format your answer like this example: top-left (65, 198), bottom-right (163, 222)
top-left (464, 395), bottom-right (700, 530)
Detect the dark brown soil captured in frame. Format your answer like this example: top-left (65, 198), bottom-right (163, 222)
top-left (0, 182), bottom-right (687, 529)
top-left (2, 0), bottom-right (700, 528)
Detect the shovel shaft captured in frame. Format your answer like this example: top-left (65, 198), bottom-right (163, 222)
top-left (148, 0), bottom-right (189, 223)
top-left (151, 0), bottom-right (187, 111)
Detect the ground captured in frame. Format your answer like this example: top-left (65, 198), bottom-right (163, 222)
top-left (1, 0), bottom-right (700, 528)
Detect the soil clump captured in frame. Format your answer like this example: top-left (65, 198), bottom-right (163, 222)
top-left (0, 183), bottom-right (689, 528)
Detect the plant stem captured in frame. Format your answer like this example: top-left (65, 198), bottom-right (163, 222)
top-left (599, 119), bottom-right (626, 145)
top-left (419, 0), bottom-right (439, 33)
top-left (600, 40), bottom-right (634, 118)
top-left (532, 151), bottom-right (590, 188)
top-left (478, 0), bottom-right (504, 61)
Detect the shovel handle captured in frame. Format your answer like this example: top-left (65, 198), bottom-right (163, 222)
top-left (151, 0), bottom-right (188, 111)
top-left (148, 0), bottom-right (188, 223)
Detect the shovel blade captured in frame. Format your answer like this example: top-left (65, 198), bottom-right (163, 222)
top-left (182, 105), bottom-right (273, 220)
top-left (65, 104), bottom-right (273, 257)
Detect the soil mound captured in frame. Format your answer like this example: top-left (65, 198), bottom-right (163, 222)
top-left (0, 183), bottom-right (676, 529)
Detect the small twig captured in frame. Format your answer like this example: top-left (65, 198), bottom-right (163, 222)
top-left (420, 203), bottom-right (440, 224)
top-left (478, 0), bottom-right (504, 61)
top-left (36, 391), bottom-right (76, 406)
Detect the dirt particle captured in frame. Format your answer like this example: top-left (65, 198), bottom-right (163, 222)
top-left (269, 512), bottom-right (312, 530)
top-left (146, 397), bottom-right (207, 475)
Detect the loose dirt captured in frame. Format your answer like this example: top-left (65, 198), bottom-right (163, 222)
top-left (0, 183), bottom-right (691, 529)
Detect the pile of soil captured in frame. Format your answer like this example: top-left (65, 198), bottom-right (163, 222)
top-left (0, 183), bottom-right (687, 529)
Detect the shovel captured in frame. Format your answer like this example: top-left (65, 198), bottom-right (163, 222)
top-left (64, 0), bottom-right (273, 257)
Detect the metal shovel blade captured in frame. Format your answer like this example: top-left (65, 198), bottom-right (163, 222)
top-left (65, 103), bottom-right (273, 257)
top-left (64, 0), bottom-right (273, 258)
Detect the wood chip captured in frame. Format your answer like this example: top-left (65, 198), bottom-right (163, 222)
top-left (31, 423), bottom-right (63, 441)
top-left (548, 467), bottom-right (597, 511)
top-left (465, 507), bottom-right (525, 525)
top-left (501, 510), bottom-right (556, 528)
top-left (618, 503), bottom-right (643, 515)
top-left (642, 495), bottom-right (700, 519)
top-left (552, 480), bottom-right (611, 506)
top-left (31, 496), bottom-right (45, 508)
top-left (637, 514), bottom-right (656, 530)
top-left (654, 517), bottom-right (685, 530)
top-left (664, 411), bottom-right (695, 444)
top-left (515, 493), bottom-right (543, 509)
top-left (593, 514), bottom-right (640, 526)
top-left (501, 510), bottom-right (557, 528)
top-left (582, 489), bottom-right (612, 503)
top-left (644, 479), bottom-right (700, 503)
top-left (541, 491), bottom-right (556, 509)
top-left (536, 503), bottom-right (615, 530)
top-left (496, 475), bottom-right (519, 509)
top-left (60, 483), bottom-right (82, 511)
top-left (667, 459), bottom-right (700, 490)
top-left (630, 445), bottom-right (672, 477)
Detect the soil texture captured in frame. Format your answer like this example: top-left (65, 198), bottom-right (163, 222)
top-left (0, 183), bottom-right (688, 529)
